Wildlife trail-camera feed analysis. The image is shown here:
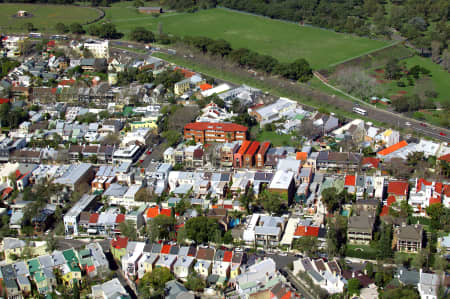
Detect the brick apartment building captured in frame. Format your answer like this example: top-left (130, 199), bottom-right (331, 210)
top-left (243, 141), bottom-right (260, 168)
top-left (184, 122), bottom-right (248, 144)
top-left (234, 140), bottom-right (251, 168)
top-left (256, 142), bottom-right (271, 168)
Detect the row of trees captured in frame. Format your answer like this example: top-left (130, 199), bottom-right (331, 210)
top-left (183, 36), bottom-right (313, 82)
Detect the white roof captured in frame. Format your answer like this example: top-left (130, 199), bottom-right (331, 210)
top-left (269, 170), bottom-right (294, 190)
top-left (201, 83), bottom-right (230, 97)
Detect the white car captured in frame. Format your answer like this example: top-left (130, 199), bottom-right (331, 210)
top-left (405, 122), bottom-right (411, 126)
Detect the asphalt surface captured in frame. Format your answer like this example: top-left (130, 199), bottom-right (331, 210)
top-left (112, 40), bottom-right (450, 143)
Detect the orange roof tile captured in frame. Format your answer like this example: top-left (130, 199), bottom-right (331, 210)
top-left (438, 153), bottom-right (450, 162)
top-left (185, 122), bottom-right (248, 133)
top-left (294, 226), bottom-right (319, 237)
top-left (362, 157), bottom-right (380, 168)
top-left (199, 83), bottom-right (212, 91)
top-left (345, 175), bottom-right (356, 186)
top-left (387, 195), bottom-right (396, 206)
top-left (146, 207), bottom-right (159, 218)
top-left (296, 152), bottom-right (307, 161)
top-left (223, 251), bottom-right (233, 262)
top-left (429, 197), bottom-right (441, 206)
top-left (378, 140), bottom-right (408, 156)
top-left (161, 244), bottom-right (171, 254)
top-left (388, 181), bottom-right (409, 196)
top-left (380, 205), bottom-right (389, 217)
top-left (160, 208), bottom-right (172, 217)
top-left (111, 236), bottom-right (128, 249)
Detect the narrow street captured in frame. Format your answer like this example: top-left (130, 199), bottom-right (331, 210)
top-left (282, 267), bottom-right (316, 299)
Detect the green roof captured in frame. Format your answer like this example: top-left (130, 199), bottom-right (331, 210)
top-left (63, 249), bottom-right (81, 272)
top-left (295, 114), bottom-right (306, 120)
top-left (34, 271), bottom-right (46, 283)
top-left (27, 259), bottom-right (41, 274)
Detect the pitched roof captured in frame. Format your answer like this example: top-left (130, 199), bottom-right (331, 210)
top-left (378, 140), bottom-right (408, 156)
top-left (362, 157), bottom-right (380, 168)
top-left (438, 153), bottom-right (450, 162)
top-left (160, 208), bottom-right (172, 217)
top-left (89, 213), bottom-right (99, 224)
top-left (146, 206), bottom-right (159, 218)
top-left (161, 244), bottom-right (171, 254)
top-left (345, 175), bottom-right (356, 186)
top-left (196, 248), bottom-right (215, 261)
top-left (223, 251), bottom-right (233, 262)
top-left (115, 214), bottom-right (125, 224)
top-left (294, 226), bottom-right (320, 237)
top-left (388, 181), bottom-right (409, 196)
top-left (199, 83), bottom-right (212, 91)
top-left (184, 122), bottom-right (248, 132)
top-left (111, 236), bottom-right (128, 249)
top-left (296, 152), bottom-right (307, 161)
top-left (429, 197), bottom-right (441, 206)
top-left (387, 195), bottom-right (396, 206)
top-left (0, 98), bottom-right (10, 104)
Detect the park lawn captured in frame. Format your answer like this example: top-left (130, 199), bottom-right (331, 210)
top-left (372, 55), bottom-right (450, 106)
top-left (0, 3), bottom-right (100, 33)
top-left (104, 6), bottom-right (390, 69)
top-left (256, 130), bottom-right (292, 146)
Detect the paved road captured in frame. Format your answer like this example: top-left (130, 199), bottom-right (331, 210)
top-left (112, 41), bottom-right (449, 143)
top-left (282, 268), bottom-right (315, 299)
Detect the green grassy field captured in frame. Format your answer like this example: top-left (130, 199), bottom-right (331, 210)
top-left (103, 6), bottom-right (390, 69)
top-left (0, 3), bottom-right (100, 33)
top-left (374, 55), bottom-right (450, 105)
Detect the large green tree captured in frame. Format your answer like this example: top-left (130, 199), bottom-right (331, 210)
top-left (184, 216), bottom-right (220, 244)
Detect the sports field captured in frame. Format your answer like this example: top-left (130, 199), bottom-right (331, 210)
top-left (103, 6), bottom-right (391, 69)
top-left (0, 3), bottom-right (100, 33)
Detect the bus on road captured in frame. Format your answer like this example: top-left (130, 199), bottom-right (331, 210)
top-left (352, 107), bottom-right (367, 116)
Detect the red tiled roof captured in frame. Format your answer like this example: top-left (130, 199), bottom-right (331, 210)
top-left (59, 79), bottom-right (75, 86)
top-left (344, 175), bottom-right (356, 186)
top-left (438, 153), bottom-right (450, 162)
top-left (0, 98), bottom-right (10, 104)
top-left (429, 197), bottom-right (441, 206)
top-left (237, 140), bottom-right (251, 155)
top-left (174, 67), bottom-right (195, 78)
top-left (380, 205), bottom-right (389, 217)
top-left (294, 226), bottom-right (319, 237)
top-left (15, 170), bottom-right (21, 179)
top-left (89, 213), bottom-right (99, 224)
top-left (296, 152), bottom-right (307, 161)
top-left (199, 83), bottom-right (212, 91)
top-left (378, 140), bottom-right (408, 156)
top-left (417, 178), bottom-right (432, 191)
top-left (257, 142), bottom-right (271, 156)
top-left (47, 40), bottom-right (55, 47)
top-left (146, 207), bottom-right (159, 218)
top-left (387, 195), bottom-right (396, 206)
top-left (388, 181), bottom-right (409, 196)
top-left (1, 187), bottom-right (13, 199)
top-left (161, 244), bottom-right (171, 254)
top-left (86, 265), bottom-right (95, 273)
top-left (245, 141), bottom-right (260, 157)
top-left (223, 251), bottom-right (233, 262)
top-left (111, 236), bottom-right (128, 249)
top-left (362, 157), bottom-right (380, 168)
top-left (115, 214), bottom-right (125, 224)
top-left (435, 182), bottom-right (443, 194)
top-left (160, 208), bottom-right (172, 217)
top-left (185, 122), bottom-right (248, 133)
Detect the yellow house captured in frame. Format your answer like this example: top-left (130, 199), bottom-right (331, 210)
top-left (3, 238), bottom-right (48, 263)
top-left (130, 120), bottom-right (157, 131)
top-left (61, 249), bottom-right (82, 287)
top-left (139, 254), bottom-right (159, 278)
top-left (174, 78), bottom-right (190, 95)
top-left (230, 264), bottom-right (240, 279)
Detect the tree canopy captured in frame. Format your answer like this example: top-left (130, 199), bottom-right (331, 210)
top-left (184, 216), bottom-right (221, 244)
